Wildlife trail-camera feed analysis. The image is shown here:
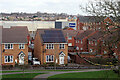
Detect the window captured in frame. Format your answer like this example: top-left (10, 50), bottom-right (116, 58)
top-left (76, 40), bottom-right (79, 43)
top-left (19, 44), bottom-right (25, 49)
top-left (115, 46), bottom-right (117, 48)
top-left (89, 41), bottom-right (91, 44)
top-left (68, 36), bottom-right (72, 40)
top-left (76, 46), bottom-right (79, 50)
top-left (104, 51), bottom-right (107, 54)
top-left (90, 49), bottom-right (93, 52)
top-left (46, 44), bottom-right (54, 49)
top-left (80, 48), bottom-right (83, 50)
top-left (5, 44), bottom-right (13, 49)
top-left (68, 43), bottom-right (72, 46)
top-left (81, 40), bottom-right (83, 44)
top-left (92, 41), bottom-right (93, 44)
top-left (59, 44), bottom-right (65, 49)
top-left (46, 55), bottom-right (54, 62)
top-left (95, 42), bottom-right (97, 45)
top-left (4, 56), bottom-right (13, 63)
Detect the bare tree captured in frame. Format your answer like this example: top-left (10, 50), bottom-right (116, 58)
top-left (80, 0), bottom-right (120, 21)
top-left (79, 0), bottom-right (120, 72)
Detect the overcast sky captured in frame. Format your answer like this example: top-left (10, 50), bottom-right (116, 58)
top-left (0, 0), bottom-right (92, 15)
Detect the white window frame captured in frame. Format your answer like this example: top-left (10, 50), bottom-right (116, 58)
top-left (46, 55), bottom-right (54, 62)
top-left (90, 49), bottom-right (93, 52)
top-left (104, 51), bottom-right (107, 54)
top-left (89, 41), bottom-right (91, 44)
top-left (59, 44), bottom-right (65, 49)
top-left (68, 43), bottom-right (72, 46)
top-left (115, 46), bottom-right (117, 48)
top-left (46, 44), bottom-right (54, 49)
top-left (68, 36), bottom-right (72, 40)
top-left (19, 44), bottom-right (25, 49)
top-left (95, 42), bottom-right (97, 45)
top-left (92, 41), bottom-right (93, 44)
top-left (4, 56), bottom-right (13, 63)
top-left (76, 40), bottom-right (78, 43)
top-left (81, 40), bottom-right (83, 44)
top-left (80, 48), bottom-right (83, 50)
top-left (4, 44), bottom-right (13, 49)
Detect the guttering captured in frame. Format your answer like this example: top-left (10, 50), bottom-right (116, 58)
top-left (2, 43), bottom-right (27, 44)
top-left (43, 43), bottom-right (68, 44)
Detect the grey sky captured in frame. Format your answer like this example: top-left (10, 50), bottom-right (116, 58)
top-left (0, 0), bottom-right (92, 15)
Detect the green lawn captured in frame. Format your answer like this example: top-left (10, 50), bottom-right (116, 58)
top-left (2, 71), bottom-right (23, 73)
top-left (2, 69), bottom-right (84, 73)
top-left (48, 70), bottom-right (120, 80)
top-left (2, 73), bottom-right (43, 80)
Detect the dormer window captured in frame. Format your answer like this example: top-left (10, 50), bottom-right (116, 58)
top-left (19, 44), bottom-right (25, 49)
top-left (5, 44), bottom-right (13, 49)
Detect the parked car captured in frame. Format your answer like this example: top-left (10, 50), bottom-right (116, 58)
top-left (32, 58), bottom-right (40, 65)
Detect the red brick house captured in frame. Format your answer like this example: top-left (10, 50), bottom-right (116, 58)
top-left (2, 27), bottom-right (29, 66)
top-left (0, 26), bottom-right (2, 65)
top-left (34, 29), bottom-right (68, 65)
top-left (75, 30), bottom-right (96, 53)
top-left (63, 30), bottom-right (84, 52)
top-left (87, 31), bottom-right (104, 54)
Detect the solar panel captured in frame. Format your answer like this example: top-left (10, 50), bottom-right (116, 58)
top-left (41, 30), bottom-right (66, 43)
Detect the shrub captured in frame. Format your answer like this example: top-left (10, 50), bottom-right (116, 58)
top-left (88, 58), bottom-right (118, 65)
top-left (2, 65), bottom-right (13, 70)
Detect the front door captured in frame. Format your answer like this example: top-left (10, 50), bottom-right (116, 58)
top-left (59, 56), bottom-right (64, 65)
top-left (19, 54), bottom-right (25, 65)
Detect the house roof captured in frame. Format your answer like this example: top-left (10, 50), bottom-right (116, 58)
top-left (75, 30), bottom-right (94, 40)
top-left (78, 16), bottom-right (101, 23)
top-left (103, 30), bottom-right (120, 43)
top-left (2, 27), bottom-right (28, 43)
top-left (88, 31), bottom-right (104, 41)
top-left (37, 29), bottom-right (67, 43)
top-left (63, 30), bottom-right (84, 37)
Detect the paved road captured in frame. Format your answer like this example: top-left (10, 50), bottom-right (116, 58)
top-left (33, 69), bottom-right (110, 80)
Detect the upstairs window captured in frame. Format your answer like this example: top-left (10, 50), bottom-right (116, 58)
top-left (19, 44), bottom-right (25, 49)
top-left (46, 44), bottom-right (54, 49)
top-left (59, 44), bottom-right (65, 49)
top-left (76, 40), bottom-right (79, 43)
top-left (5, 44), bottom-right (13, 49)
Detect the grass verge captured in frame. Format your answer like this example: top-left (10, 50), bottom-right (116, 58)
top-left (48, 70), bottom-right (120, 80)
top-left (2, 73), bottom-right (44, 80)
top-left (2, 69), bottom-right (84, 73)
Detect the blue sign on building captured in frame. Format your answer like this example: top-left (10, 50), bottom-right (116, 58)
top-left (69, 23), bottom-right (76, 27)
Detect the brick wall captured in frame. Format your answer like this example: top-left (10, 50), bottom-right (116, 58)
top-left (2, 44), bottom-right (28, 65)
top-left (42, 44), bottom-right (68, 65)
